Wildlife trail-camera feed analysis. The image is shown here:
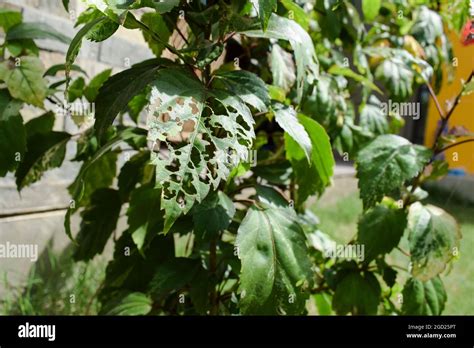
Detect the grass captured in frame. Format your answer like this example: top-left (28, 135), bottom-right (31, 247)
top-left (311, 185), bottom-right (474, 315)
top-left (0, 240), bottom-right (105, 315)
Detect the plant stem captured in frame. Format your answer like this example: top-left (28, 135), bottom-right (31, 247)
top-left (431, 70), bottom-right (474, 151)
top-left (445, 70), bottom-right (474, 121)
top-left (396, 246), bottom-right (410, 257)
top-left (174, 22), bottom-right (190, 46)
top-left (425, 82), bottom-right (445, 119)
top-left (404, 71), bottom-right (474, 204)
top-left (435, 138), bottom-right (474, 155)
top-left (134, 17), bottom-right (193, 67)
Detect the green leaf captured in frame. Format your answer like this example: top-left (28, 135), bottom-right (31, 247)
top-left (85, 17), bottom-right (119, 42)
top-left (0, 88), bottom-right (23, 117)
top-left (302, 74), bottom-right (336, 123)
top-left (152, 0), bottom-right (180, 14)
top-left (43, 64), bottom-right (87, 77)
top-left (356, 135), bottom-right (432, 210)
top-left (255, 184), bottom-right (289, 207)
top-left (68, 150), bottom-right (117, 208)
top-left (462, 80), bottom-right (474, 96)
top-left (357, 202), bottom-right (407, 262)
top-left (75, 8), bottom-right (103, 27)
top-left (268, 85), bottom-right (286, 102)
top-left (6, 39), bottom-right (39, 57)
top-left (401, 276), bottom-right (447, 315)
top-left (280, 0), bottom-right (310, 31)
top-left (0, 9), bottom-right (22, 31)
top-left (66, 17), bottom-right (108, 73)
top-left (94, 59), bottom-right (167, 141)
top-left (411, 6), bottom-right (443, 45)
top-left (188, 267), bottom-right (210, 314)
top-left (374, 57), bottom-right (413, 101)
top-left (269, 44), bottom-right (296, 94)
top-left (62, 0), bottom-right (70, 12)
top-left (147, 68), bottom-right (255, 233)
top-left (141, 12), bottom-right (172, 57)
top-left (328, 65), bottom-right (382, 94)
top-left (118, 150), bottom-right (151, 200)
top-left (362, 0), bottom-right (381, 21)
top-left (243, 14), bottom-right (319, 102)
top-left (381, 266), bottom-right (397, 288)
top-left (333, 271), bottom-right (381, 315)
top-left (65, 128), bottom-right (145, 239)
top-left (237, 205), bottom-right (313, 314)
top-left (258, 0), bottom-right (277, 31)
top-left (67, 76), bottom-right (85, 102)
top-left (73, 188), bottom-right (121, 261)
top-left (314, 293), bottom-right (333, 315)
top-left (0, 89), bottom-right (25, 177)
top-left (0, 88), bottom-right (23, 118)
top-left (127, 89), bottom-right (149, 123)
top-left (359, 96), bottom-right (389, 135)
top-left (25, 111), bottom-right (55, 137)
top-left (315, 0), bottom-right (341, 40)
top-left (101, 291), bottom-right (152, 315)
top-left (253, 161), bottom-right (292, 185)
top-left (192, 191), bottom-right (235, 241)
top-left (102, 232), bottom-right (174, 292)
top-left (214, 70), bottom-right (269, 112)
top-left (0, 57), bottom-right (47, 107)
top-left (285, 114), bottom-right (334, 206)
top-left (84, 68), bottom-right (112, 102)
top-left (274, 103), bottom-right (311, 162)
top-left (6, 22), bottom-right (70, 44)
top-left (149, 258), bottom-right (202, 299)
top-left (127, 185), bottom-right (162, 251)
top-left (15, 131), bottom-right (71, 190)
top-left (195, 43), bottom-right (224, 69)
top-left (407, 203), bottom-right (461, 281)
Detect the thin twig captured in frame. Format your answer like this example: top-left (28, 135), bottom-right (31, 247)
top-left (134, 17), bottom-right (194, 68)
top-left (444, 70), bottom-right (474, 122)
top-left (396, 246), bottom-right (410, 257)
top-left (175, 25), bottom-right (190, 46)
top-left (435, 138), bottom-right (474, 155)
top-left (431, 70), bottom-right (474, 150)
top-left (425, 82), bottom-right (445, 119)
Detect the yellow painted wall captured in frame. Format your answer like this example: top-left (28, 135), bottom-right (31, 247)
top-left (424, 31), bottom-right (474, 173)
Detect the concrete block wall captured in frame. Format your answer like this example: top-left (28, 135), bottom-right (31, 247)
top-left (0, 0), bottom-right (155, 297)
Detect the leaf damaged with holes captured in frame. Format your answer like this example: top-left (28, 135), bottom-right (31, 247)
top-left (146, 68), bottom-right (255, 232)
